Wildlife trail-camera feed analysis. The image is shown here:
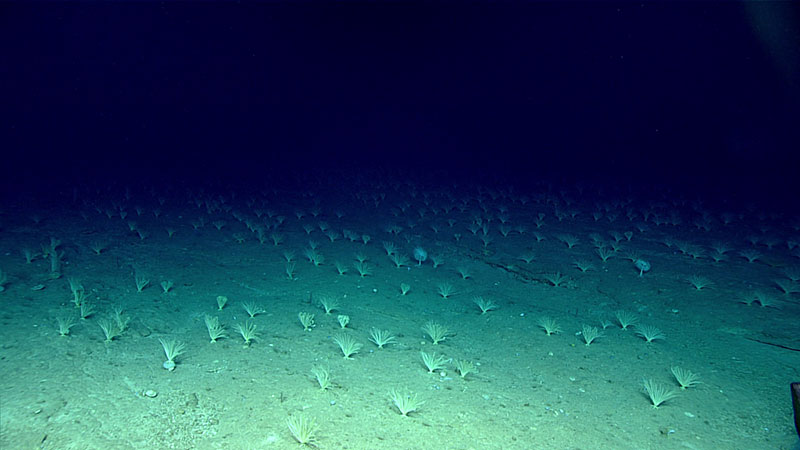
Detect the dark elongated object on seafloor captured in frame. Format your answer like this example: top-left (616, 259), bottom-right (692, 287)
top-left (793, 383), bottom-right (800, 438)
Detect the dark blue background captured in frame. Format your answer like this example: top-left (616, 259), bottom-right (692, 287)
top-left (2, 2), bottom-right (798, 207)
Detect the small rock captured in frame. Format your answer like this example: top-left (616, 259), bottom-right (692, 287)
top-left (144, 390), bottom-right (158, 398)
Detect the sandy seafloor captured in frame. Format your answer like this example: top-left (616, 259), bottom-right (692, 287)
top-left (1, 185), bottom-right (798, 450)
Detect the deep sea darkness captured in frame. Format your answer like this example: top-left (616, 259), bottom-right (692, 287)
top-left (1, 2), bottom-right (798, 210)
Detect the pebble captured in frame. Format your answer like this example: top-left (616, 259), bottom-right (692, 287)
top-left (143, 390), bottom-right (158, 398)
